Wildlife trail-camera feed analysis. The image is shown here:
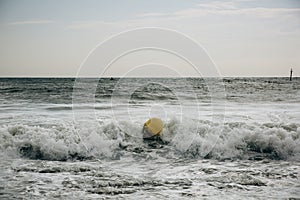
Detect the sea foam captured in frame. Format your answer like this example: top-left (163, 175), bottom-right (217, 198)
top-left (1, 118), bottom-right (299, 161)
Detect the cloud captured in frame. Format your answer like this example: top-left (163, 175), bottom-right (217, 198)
top-left (133, 1), bottom-right (300, 20)
top-left (64, 0), bottom-right (300, 34)
top-left (173, 2), bottom-right (300, 19)
top-left (136, 12), bottom-right (170, 18)
top-left (9, 20), bottom-right (54, 25)
top-left (197, 1), bottom-right (237, 10)
top-left (66, 20), bottom-right (121, 30)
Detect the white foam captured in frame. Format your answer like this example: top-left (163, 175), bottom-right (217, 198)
top-left (0, 118), bottom-right (299, 161)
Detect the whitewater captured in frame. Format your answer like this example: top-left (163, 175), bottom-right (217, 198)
top-left (0, 77), bottom-right (299, 199)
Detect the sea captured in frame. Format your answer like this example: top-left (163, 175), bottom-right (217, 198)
top-left (0, 77), bottom-right (299, 199)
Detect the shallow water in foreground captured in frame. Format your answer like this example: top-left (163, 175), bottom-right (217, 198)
top-left (1, 157), bottom-right (299, 199)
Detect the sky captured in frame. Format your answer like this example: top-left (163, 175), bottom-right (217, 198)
top-left (0, 0), bottom-right (299, 77)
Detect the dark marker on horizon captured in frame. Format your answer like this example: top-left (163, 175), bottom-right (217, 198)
top-left (290, 68), bottom-right (293, 81)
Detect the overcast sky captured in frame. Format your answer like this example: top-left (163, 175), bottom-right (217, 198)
top-left (0, 0), bottom-right (299, 77)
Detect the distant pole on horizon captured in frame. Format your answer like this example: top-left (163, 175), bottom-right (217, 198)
top-left (290, 68), bottom-right (293, 81)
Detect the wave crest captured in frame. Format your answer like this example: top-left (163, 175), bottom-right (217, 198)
top-left (1, 119), bottom-right (299, 161)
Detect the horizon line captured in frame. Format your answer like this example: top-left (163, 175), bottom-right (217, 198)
top-left (0, 76), bottom-right (298, 78)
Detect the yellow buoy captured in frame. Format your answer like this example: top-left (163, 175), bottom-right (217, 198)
top-left (143, 117), bottom-right (164, 139)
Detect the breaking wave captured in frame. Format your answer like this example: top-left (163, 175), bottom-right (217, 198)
top-left (0, 118), bottom-right (299, 161)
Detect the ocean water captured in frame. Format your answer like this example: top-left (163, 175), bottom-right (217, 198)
top-left (0, 77), bottom-right (299, 199)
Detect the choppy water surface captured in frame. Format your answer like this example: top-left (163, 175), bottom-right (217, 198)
top-left (0, 78), bottom-right (299, 199)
